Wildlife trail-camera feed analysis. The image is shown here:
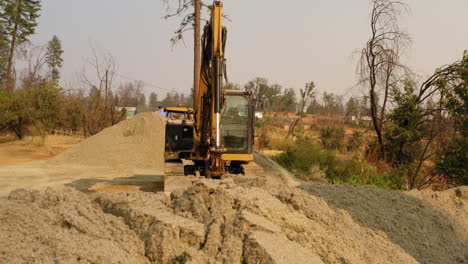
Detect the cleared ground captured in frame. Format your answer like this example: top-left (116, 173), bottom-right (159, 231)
top-left (0, 135), bottom-right (82, 167)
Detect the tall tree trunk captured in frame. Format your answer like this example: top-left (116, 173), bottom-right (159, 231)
top-left (5, 23), bottom-right (18, 92)
top-left (192, 0), bottom-right (202, 110)
top-left (370, 89), bottom-right (384, 158)
top-left (5, 0), bottom-right (21, 92)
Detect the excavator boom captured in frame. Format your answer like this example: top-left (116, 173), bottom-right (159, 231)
top-left (165, 1), bottom-right (255, 178)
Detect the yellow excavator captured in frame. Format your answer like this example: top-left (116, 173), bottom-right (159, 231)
top-left (165, 1), bottom-right (255, 178)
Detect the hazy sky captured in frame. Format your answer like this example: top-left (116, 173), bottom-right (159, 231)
top-left (32, 0), bottom-right (468, 98)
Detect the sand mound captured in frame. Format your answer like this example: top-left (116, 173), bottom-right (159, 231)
top-left (95, 179), bottom-right (327, 263)
top-left (0, 188), bottom-right (148, 263)
top-left (1, 178), bottom-right (467, 264)
top-left (95, 177), bottom-right (468, 264)
top-left (48, 112), bottom-right (166, 172)
top-left (301, 183), bottom-right (468, 264)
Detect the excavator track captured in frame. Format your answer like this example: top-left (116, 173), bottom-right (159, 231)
top-left (163, 160), bottom-right (265, 193)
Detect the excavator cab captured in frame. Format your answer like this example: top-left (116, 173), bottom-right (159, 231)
top-left (218, 90), bottom-right (255, 175)
top-left (221, 90), bottom-right (254, 155)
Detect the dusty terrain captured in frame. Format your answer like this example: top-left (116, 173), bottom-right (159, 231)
top-left (0, 135), bottom-right (82, 167)
top-left (0, 113), bottom-right (166, 197)
top-left (0, 112), bottom-right (467, 264)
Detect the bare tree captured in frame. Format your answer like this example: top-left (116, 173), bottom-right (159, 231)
top-left (163, 0), bottom-right (204, 111)
top-left (18, 43), bottom-right (47, 88)
top-left (116, 81), bottom-right (144, 108)
top-left (245, 77), bottom-right (268, 111)
top-left (357, 0), bottom-right (411, 158)
top-left (287, 81), bottom-right (315, 139)
top-left (81, 46), bottom-right (125, 136)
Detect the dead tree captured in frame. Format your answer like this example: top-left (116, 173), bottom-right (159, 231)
top-left (357, 0), bottom-right (411, 158)
top-left (286, 82), bottom-right (315, 139)
top-left (163, 0), bottom-right (204, 114)
top-left (18, 43), bottom-right (47, 88)
top-left (81, 46), bottom-right (122, 136)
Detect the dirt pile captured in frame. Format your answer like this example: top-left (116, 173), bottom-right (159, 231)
top-left (95, 179), bottom-right (328, 264)
top-left (95, 177), bottom-right (468, 264)
top-left (1, 178), bottom-right (467, 263)
top-left (48, 112), bottom-right (166, 172)
top-left (301, 183), bottom-right (468, 264)
top-left (0, 188), bottom-right (148, 263)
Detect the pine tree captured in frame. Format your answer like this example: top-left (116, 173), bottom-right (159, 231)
top-left (138, 93), bottom-right (146, 106)
top-left (149, 92), bottom-right (158, 110)
top-left (186, 88), bottom-right (194, 107)
top-left (45, 35), bottom-right (63, 84)
top-left (173, 92), bottom-right (180, 105)
top-left (0, 21), bottom-right (9, 89)
top-left (161, 92), bottom-right (173, 107)
top-left (180, 94), bottom-right (186, 106)
top-left (0, 0), bottom-right (41, 91)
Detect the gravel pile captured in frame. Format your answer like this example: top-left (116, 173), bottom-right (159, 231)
top-left (48, 112), bottom-right (166, 173)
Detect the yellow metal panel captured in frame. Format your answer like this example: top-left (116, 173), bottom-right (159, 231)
top-left (164, 107), bottom-right (193, 113)
top-left (222, 153), bottom-right (254, 161)
top-left (212, 2), bottom-right (223, 57)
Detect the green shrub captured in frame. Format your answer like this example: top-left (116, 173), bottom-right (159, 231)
top-left (320, 127), bottom-right (345, 151)
top-left (346, 131), bottom-right (364, 152)
top-left (273, 136), bottom-right (406, 190)
top-left (273, 137), bottom-right (335, 176)
top-left (326, 158), bottom-right (377, 185)
top-left (270, 138), bottom-right (295, 151)
top-left (327, 158), bottom-right (405, 190)
top-left (0, 90), bottom-right (29, 139)
top-left (255, 120), bottom-right (265, 128)
top-left (0, 81), bottom-right (61, 140)
top-left (436, 135), bottom-right (468, 185)
top-left (380, 166), bottom-right (407, 190)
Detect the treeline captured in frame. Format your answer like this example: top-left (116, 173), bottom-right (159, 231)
top-left (0, 1), bottom-right (164, 138)
top-left (0, 40), bottom-right (151, 139)
top-left (142, 90), bottom-right (193, 112)
top-left (144, 78), bottom-right (365, 120)
top-left (232, 77), bottom-right (369, 119)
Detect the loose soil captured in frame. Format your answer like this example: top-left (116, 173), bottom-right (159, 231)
top-left (48, 113), bottom-right (166, 171)
top-left (0, 112), bottom-right (467, 264)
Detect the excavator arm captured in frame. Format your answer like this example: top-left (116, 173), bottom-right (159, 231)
top-left (190, 1), bottom-right (254, 178)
